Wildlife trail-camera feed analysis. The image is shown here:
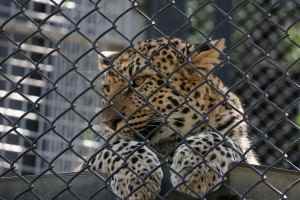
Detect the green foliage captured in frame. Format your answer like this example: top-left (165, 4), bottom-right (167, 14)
top-left (83, 128), bottom-right (95, 140)
top-left (296, 113), bottom-right (300, 126)
top-left (287, 23), bottom-right (300, 66)
top-left (288, 23), bottom-right (300, 45)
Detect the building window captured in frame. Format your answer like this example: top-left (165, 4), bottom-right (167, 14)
top-left (29, 71), bottom-right (43, 80)
top-left (33, 2), bottom-right (47, 13)
top-left (0, 45), bottom-right (7, 57)
top-left (30, 52), bottom-right (43, 62)
top-left (4, 151), bottom-right (18, 162)
top-left (0, 100), bottom-right (5, 108)
top-left (8, 99), bottom-right (23, 111)
top-left (13, 33), bottom-right (26, 43)
top-left (6, 134), bottom-right (20, 145)
top-left (26, 101), bottom-right (40, 113)
top-left (32, 36), bottom-right (45, 47)
top-left (25, 119), bottom-right (39, 132)
top-left (23, 154), bottom-right (36, 167)
top-left (0, 80), bottom-right (8, 90)
top-left (27, 85), bottom-right (42, 96)
top-left (11, 66), bottom-right (25, 77)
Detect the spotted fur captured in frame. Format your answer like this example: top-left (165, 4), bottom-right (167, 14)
top-left (171, 132), bottom-right (242, 198)
top-left (89, 138), bottom-right (163, 199)
top-left (89, 37), bottom-right (259, 199)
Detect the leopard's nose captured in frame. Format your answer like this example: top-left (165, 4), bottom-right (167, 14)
top-left (104, 116), bottom-right (123, 130)
top-left (101, 106), bottom-right (125, 130)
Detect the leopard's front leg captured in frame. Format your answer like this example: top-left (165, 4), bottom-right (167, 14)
top-left (170, 131), bottom-right (241, 198)
top-left (89, 139), bottom-right (163, 200)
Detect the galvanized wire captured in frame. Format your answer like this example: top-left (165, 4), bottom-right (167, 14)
top-left (0, 0), bottom-right (299, 199)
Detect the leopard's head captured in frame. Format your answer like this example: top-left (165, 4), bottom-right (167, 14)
top-left (98, 37), bottom-right (225, 143)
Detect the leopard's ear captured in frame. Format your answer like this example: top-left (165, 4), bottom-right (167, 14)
top-left (191, 38), bottom-right (225, 72)
top-left (98, 51), bottom-right (119, 70)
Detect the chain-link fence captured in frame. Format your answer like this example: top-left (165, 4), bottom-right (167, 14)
top-left (0, 0), bottom-right (299, 199)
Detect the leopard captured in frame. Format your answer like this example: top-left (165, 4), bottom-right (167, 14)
top-left (88, 37), bottom-right (259, 200)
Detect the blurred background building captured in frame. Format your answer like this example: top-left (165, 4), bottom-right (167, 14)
top-left (0, 0), bottom-right (145, 175)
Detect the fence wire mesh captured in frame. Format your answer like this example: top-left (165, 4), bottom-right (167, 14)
top-left (0, 0), bottom-right (299, 199)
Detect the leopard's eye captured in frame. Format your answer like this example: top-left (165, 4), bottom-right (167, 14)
top-left (132, 76), bottom-right (146, 87)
